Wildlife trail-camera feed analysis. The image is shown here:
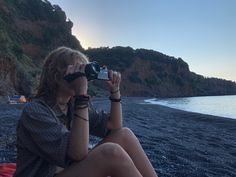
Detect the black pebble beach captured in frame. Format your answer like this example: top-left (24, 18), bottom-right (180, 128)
top-left (0, 97), bottom-right (236, 177)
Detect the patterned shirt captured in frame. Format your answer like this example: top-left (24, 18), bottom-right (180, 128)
top-left (13, 97), bottom-right (110, 177)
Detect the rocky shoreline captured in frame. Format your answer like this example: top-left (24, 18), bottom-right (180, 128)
top-left (0, 97), bottom-right (236, 177)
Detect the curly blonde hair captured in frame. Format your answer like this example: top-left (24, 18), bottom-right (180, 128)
top-left (36, 47), bottom-right (89, 100)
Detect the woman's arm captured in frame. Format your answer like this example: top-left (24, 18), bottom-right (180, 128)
top-left (69, 104), bottom-right (89, 161)
top-left (66, 64), bottom-right (89, 161)
top-left (106, 71), bottom-right (122, 130)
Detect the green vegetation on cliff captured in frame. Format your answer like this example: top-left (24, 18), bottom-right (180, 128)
top-left (0, 0), bottom-right (82, 96)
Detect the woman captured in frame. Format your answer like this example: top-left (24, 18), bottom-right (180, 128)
top-left (14, 47), bottom-right (158, 177)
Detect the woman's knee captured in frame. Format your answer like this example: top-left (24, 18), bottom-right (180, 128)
top-left (117, 127), bottom-right (139, 144)
top-left (98, 142), bottom-right (128, 161)
top-left (97, 143), bottom-right (136, 172)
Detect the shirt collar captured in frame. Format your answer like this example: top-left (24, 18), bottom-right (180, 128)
top-left (51, 104), bottom-right (66, 117)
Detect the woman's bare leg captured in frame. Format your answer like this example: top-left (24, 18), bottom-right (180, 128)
top-left (96, 127), bottom-right (158, 177)
top-left (55, 142), bottom-right (143, 177)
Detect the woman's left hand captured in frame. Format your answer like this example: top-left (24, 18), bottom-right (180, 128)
top-left (107, 70), bottom-right (121, 93)
top-left (65, 63), bottom-right (88, 95)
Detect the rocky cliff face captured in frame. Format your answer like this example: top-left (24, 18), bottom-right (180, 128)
top-left (86, 47), bottom-right (236, 97)
top-left (0, 0), bottom-right (82, 96)
top-left (0, 56), bottom-right (16, 95)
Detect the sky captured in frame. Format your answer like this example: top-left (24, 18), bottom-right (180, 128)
top-left (49, 0), bottom-right (236, 82)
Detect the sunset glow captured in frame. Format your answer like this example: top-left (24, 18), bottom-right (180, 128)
top-left (49, 0), bottom-right (236, 82)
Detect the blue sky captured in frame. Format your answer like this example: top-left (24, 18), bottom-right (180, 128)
top-left (49, 0), bottom-right (236, 82)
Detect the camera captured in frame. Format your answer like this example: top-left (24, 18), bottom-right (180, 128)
top-left (64, 61), bottom-right (110, 82)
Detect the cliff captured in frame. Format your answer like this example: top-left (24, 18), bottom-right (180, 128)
top-left (0, 0), bottom-right (236, 97)
top-left (86, 47), bottom-right (236, 97)
top-left (0, 0), bottom-right (82, 96)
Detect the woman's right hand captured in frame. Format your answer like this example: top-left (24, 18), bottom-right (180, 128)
top-left (65, 63), bottom-right (88, 95)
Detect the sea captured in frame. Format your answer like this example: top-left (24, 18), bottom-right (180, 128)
top-left (144, 95), bottom-right (236, 119)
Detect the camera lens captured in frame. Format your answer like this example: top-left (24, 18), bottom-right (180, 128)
top-left (85, 62), bottom-right (100, 81)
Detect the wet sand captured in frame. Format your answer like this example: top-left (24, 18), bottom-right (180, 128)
top-left (1, 97), bottom-right (236, 177)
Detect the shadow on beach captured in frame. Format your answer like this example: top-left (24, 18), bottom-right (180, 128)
top-left (0, 97), bottom-right (236, 177)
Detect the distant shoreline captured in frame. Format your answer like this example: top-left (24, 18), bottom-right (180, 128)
top-left (145, 102), bottom-right (236, 120)
top-left (143, 95), bottom-right (236, 120)
top-left (142, 101), bottom-right (236, 121)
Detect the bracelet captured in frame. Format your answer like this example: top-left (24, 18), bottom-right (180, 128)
top-left (74, 113), bottom-right (89, 121)
top-left (110, 89), bottom-right (120, 94)
top-left (74, 95), bottom-right (90, 109)
top-left (74, 95), bottom-right (90, 101)
top-left (75, 104), bottom-right (89, 109)
top-left (109, 96), bottom-right (121, 102)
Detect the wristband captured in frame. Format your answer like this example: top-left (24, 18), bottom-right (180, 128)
top-left (74, 95), bottom-right (90, 101)
top-left (109, 96), bottom-right (121, 102)
top-left (75, 104), bottom-right (89, 109)
top-left (74, 95), bottom-right (90, 108)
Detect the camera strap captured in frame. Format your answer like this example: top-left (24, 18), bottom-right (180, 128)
top-left (63, 72), bottom-right (86, 82)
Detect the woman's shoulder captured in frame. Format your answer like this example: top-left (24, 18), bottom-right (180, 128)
top-left (19, 97), bottom-right (62, 127)
top-left (23, 97), bottom-right (52, 115)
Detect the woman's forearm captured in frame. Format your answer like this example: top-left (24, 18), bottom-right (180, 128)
top-left (108, 91), bottom-right (123, 130)
top-left (68, 107), bottom-right (89, 161)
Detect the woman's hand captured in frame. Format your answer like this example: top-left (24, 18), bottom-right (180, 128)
top-left (65, 63), bottom-right (88, 95)
top-left (107, 70), bottom-right (121, 93)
